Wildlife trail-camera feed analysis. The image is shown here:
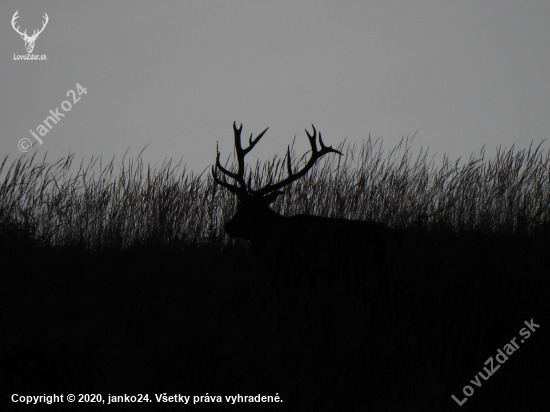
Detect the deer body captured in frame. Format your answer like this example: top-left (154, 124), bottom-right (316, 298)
top-left (228, 206), bottom-right (402, 291)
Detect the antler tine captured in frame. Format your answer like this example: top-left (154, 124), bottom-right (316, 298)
top-left (232, 122), bottom-right (248, 189)
top-left (215, 147), bottom-right (240, 181)
top-left (212, 139), bottom-right (245, 196)
top-left (231, 122), bottom-right (245, 187)
top-left (232, 122), bottom-right (269, 187)
top-left (303, 125), bottom-right (342, 157)
top-left (212, 122), bottom-right (269, 197)
top-left (211, 165), bottom-right (243, 196)
top-left (305, 125), bottom-right (318, 154)
top-left (249, 125), bottom-right (342, 196)
top-left (246, 127), bottom-right (269, 153)
top-left (11, 11), bottom-right (26, 36)
top-left (212, 144), bottom-right (244, 196)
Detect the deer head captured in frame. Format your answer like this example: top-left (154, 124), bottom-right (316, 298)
top-left (12, 11), bottom-right (49, 54)
top-left (212, 122), bottom-right (342, 240)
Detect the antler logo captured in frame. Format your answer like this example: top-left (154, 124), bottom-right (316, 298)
top-left (11, 10), bottom-right (49, 54)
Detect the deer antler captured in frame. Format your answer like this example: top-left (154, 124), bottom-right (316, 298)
top-left (212, 123), bottom-right (341, 199)
top-left (212, 122), bottom-right (269, 197)
top-left (249, 125), bottom-right (342, 196)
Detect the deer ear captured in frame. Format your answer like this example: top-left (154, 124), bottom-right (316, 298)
top-left (263, 191), bottom-right (284, 205)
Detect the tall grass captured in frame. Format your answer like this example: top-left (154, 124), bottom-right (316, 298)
top-left (1, 137), bottom-right (548, 250)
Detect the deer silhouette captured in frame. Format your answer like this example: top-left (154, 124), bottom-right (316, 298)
top-left (213, 122), bottom-right (403, 295)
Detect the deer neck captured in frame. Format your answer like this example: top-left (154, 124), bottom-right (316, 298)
top-left (248, 208), bottom-right (283, 251)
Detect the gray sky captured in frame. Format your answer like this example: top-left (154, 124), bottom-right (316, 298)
top-left (1, 0), bottom-right (549, 175)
